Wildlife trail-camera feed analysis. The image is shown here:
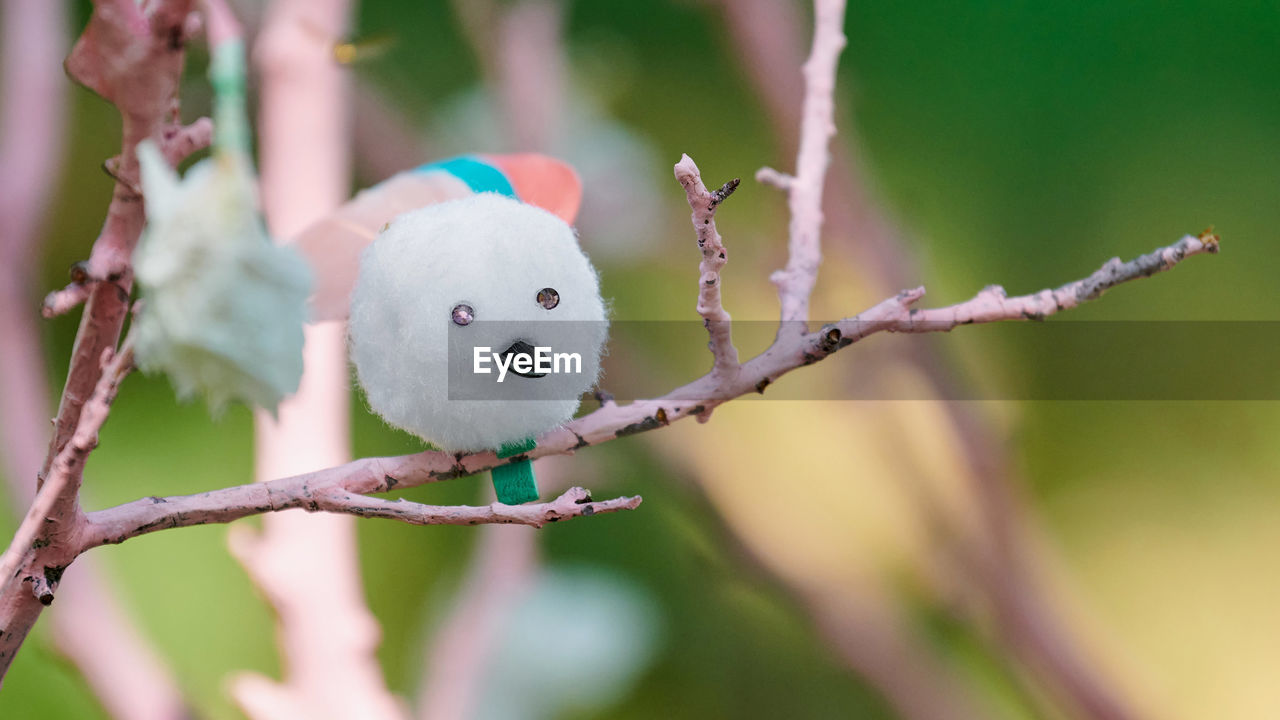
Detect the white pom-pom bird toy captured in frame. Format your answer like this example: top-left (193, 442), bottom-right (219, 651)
top-left (294, 155), bottom-right (606, 504)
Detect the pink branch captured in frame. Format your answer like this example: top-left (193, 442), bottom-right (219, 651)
top-left (495, 0), bottom-right (566, 151)
top-left (39, 0), bottom-right (201, 529)
top-left (415, 455), bottom-right (580, 719)
top-left (0, 3), bottom-right (189, 714)
top-left (417, 529), bottom-right (538, 720)
top-left (40, 116), bottom-right (213, 319)
top-left (47, 563), bottom-right (190, 720)
top-left (674, 154), bottom-right (740, 383)
top-left (0, 0), bottom-right (68, 509)
top-left (227, 1), bottom-right (409, 718)
top-left (0, 0), bottom-right (209, 685)
top-left (770, 0), bottom-right (847, 332)
top-left (40, 283), bottom-right (93, 318)
top-left (449, 0), bottom-right (566, 153)
top-left (64, 0), bottom-right (196, 285)
top-left (0, 337), bottom-right (135, 673)
top-left (0, 0), bottom-right (67, 270)
top-left (159, 115), bottom-right (214, 166)
top-left (0, 341), bottom-right (134, 591)
top-left (82, 477), bottom-right (637, 545)
top-left (717, 0), bottom-right (916, 292)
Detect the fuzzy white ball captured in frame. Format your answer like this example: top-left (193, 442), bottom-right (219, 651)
top-left (349, 193), bottom-right (607, 452)
top-left (132, 141), bottom-right (311, 413)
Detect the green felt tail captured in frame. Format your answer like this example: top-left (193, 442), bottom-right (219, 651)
top-left (493, 437), bottom-right (539, 504)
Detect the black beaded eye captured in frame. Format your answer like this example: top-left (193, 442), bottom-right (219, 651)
top-left (536, 287), bottom-right (560, 310)
top-left (451, 303), bottom-right (474, 326)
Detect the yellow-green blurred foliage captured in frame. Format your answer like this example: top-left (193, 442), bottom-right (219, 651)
top-left (2, 1), bottom-right (1278, 719)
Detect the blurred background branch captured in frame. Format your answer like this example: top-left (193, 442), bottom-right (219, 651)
top-left (229, 1), bottom-right (401, 717)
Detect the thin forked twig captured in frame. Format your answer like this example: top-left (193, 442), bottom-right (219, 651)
top-left (674, 153), bottom-right (740, 383)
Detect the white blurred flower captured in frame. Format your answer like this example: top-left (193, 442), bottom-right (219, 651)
top-left (131, 140), bottom-right (311, 412)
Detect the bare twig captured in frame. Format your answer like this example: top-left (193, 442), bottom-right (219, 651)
top-left (76, 232), bottom-right (1214, 550)
top-left (4, 337), bottom-right (141, 672)
top-left (0, 338), bottom-right (133, 591)
top-left (884, 233), bottom-right (1218, 330)
top-left (315, 486), bottom-right (639, 528)
top-left (40, 282), bottom-right (92, 318)
top-left (160, 115), bottom-right (214, 166)
top-left (674, 154), bottom-right (740, 384)
top-left (770, 0), bottom-right (847, 332)
top-left (85, 484), bottom-right (639, 547)
top-left (61, 0), bottom-right (197, 287)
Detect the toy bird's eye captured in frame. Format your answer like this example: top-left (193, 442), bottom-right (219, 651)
top-left (451, 304), bottom-right (474, 326)
top-left (536, 287), bottom-right (559, 310)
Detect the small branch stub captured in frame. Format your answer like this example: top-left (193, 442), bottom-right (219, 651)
top-left (755, 166), bottom-right (794, 190)
top-left (711, 177), bottom-right (740, 205)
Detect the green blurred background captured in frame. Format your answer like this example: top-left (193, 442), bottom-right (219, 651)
top-left (2, 0), bottom-right (1278, 718)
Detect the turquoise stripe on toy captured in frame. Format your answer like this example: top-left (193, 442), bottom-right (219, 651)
top-left (415, 155), bottom-right (516, 198)
top-left (493, 437), bottom-right (539, 505)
